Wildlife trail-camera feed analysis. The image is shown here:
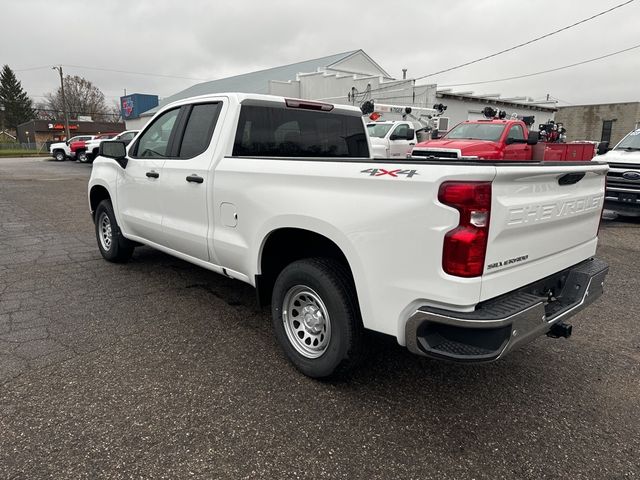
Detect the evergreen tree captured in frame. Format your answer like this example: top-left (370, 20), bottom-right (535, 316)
top-left (0, 65), bottom-right (36, 131)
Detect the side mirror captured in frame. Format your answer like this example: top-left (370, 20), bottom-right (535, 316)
top-left (597, 141), bottom-right (609, 155)
top-left (99, 141), bottom-right (128, 168)
top-left (526, 131), bottom-right (539, 146)
top-left (406, 128), bottom-right (415, 140)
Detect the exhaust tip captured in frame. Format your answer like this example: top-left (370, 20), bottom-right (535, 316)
top-left (547, 322), bottom-right (573, 339)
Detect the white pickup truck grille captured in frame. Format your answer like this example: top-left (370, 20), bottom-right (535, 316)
top-left (606, 163), bottom-right (640, 193)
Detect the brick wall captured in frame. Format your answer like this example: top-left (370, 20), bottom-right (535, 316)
top-left (555, 102), bottom-right (640, 146)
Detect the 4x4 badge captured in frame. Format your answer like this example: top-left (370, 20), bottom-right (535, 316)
top-left (361, 168), bottom-right (418, 178)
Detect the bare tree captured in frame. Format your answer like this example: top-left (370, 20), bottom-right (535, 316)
top-left (45, 75), bottom-right (112, 121)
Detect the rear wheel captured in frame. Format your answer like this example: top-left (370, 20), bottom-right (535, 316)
top-left (271, 258), bottom-right (365, 378)
top-left (95, 200), bottom-right (134, 262)
top-left (77, 150), bottom-right (89, 163)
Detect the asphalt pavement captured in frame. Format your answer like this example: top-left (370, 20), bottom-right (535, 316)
top-left (0, 157), bottom-right (638, 479)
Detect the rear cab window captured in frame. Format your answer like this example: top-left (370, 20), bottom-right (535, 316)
top-left (232, 105), bottom-right (369, 158)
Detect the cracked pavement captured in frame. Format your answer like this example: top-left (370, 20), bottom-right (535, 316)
top-left (0, 157), bottom-right (639, 479)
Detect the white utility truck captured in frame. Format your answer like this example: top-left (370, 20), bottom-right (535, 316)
top-left (599, 128), bottom-right (640, 216)
top-left (89, 93), bottom-right (609, 378)
top-left (364, 103), bottom-right (449, 159)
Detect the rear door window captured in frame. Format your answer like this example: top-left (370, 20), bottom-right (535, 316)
top-left (233, 106), bottom-right (368, 158)
top-left (178, 103), bottom-right (222, 158)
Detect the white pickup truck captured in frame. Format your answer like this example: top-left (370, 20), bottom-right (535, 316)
top-left (88, 93), bottom-right (609, 378)
top-left (80, 130), bottom-right (138, 163)
top-left (49, 135), bottom-right (94, 161)
top-left (599, 128), bottom-right (640, 216)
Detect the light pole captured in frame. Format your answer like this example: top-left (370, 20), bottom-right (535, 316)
top-left (52, 66), bottom-right (71, 141)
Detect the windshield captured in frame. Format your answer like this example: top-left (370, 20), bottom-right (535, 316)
top-left (367, 124), bottom-right (394, 138)
top-left (444, 123), bottom-right (506, 142)
top-left (614, 129), bottom-right (640, 151)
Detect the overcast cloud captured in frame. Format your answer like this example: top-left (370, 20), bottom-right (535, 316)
top-left (2, 0), bottom-right (639, 107)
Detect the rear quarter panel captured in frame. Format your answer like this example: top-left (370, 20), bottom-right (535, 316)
top-left (213, 157), bottom-right (497, 342)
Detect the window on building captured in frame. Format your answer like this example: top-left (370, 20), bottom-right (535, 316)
top-left (601, 120), bottom-right (614, 144)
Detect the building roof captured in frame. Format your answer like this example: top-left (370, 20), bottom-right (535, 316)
top-left (437, 89), bottom-right (557, 112)
top-left (145, 50), bottom-right (371, 116)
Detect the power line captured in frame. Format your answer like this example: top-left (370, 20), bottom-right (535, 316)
top-left (416, 0), bottom-right (635, 80)
top-left (13, 65), bottom-right (52, 72)
top-left (63, 64), bottom-right (210, 81)
top-left (362, 0), bottom-right (636, 97)
top-left (437, 43), bottom-right (640, 88)
top-left (14, 63), bottom-right (209, 81)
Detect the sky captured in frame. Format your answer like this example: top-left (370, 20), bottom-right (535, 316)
top-left (2, 0), bottom-right (639, 108)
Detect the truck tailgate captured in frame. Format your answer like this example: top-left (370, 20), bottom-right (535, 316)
top-left (481, 162), bottom-right (608, 301)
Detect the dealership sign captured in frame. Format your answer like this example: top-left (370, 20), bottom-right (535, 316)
top-left (48, 123), bottom-right (78, 130)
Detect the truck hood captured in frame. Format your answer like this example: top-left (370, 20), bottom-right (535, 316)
top-left (415, 139), bottom-right (500, 156)
top-left (599, 149), bottom-right (640, 165)
top-left (50, 141), bottom-right (66, 149)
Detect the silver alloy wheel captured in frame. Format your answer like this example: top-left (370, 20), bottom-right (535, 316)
top-left (78, 151), bottom-right (87, 162)
top-left (55, 151), bottom-right (65, 161)
top-left (98, 212), bottom-right (113, 251)
top-left (282, 285), bottom-right (331, 358)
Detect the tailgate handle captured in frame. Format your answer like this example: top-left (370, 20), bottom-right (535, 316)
top-left (558, 172), bottom-right (585, 186)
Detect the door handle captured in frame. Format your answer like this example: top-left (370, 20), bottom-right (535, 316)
top-left (186, 174), bottom-right (204, 184)
top-left (146, 171), bottom-right (159, 178)
top-left (409, 143), bottom-right (416, 146)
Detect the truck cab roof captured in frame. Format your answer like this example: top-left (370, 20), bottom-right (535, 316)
top-left (159, 92), bottom-right (363, 117)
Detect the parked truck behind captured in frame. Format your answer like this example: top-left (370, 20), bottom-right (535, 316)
top-left (412, 118), bottom-right (597, 161)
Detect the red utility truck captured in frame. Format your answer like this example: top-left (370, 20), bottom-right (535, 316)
top-left (412, 118), bottom-right (596, 161)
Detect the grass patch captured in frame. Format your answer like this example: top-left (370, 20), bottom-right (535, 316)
top-left (0, 150), bottom-right (48, 157)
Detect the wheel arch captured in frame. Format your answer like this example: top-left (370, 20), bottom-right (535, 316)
top-left (255, 226), bottom-right (363, 310)
top-left (89, 184), bottom-right (112, 219)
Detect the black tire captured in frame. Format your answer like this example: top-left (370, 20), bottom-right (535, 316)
top-left (95, 199), bottom-right (134, 263)
top-left (77, 150), bottom-right (89, 163)
top-left (271, 257), bottom-right (365, 378)
top-left (53, 150), bottom-right (66, 162)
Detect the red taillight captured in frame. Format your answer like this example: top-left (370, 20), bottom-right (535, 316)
top-left (284, 98), bottom-right (334, 111)
top-left (438, 181), bottom-right (492, 277)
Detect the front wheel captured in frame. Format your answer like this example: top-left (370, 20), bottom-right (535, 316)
top-left (95, 200), bottom-right (134, 263)
top-left (53, 150), bottom-right (66, 161)
top-left (271, 258), bottom-right (365, 378)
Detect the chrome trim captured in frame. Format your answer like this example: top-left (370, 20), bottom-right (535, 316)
top-left (606, 187), bottom-right (640, 193)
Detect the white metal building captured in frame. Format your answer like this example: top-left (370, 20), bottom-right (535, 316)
top-left (128, 49), bottom-right (557, 132)
top-left (129, 50), bottom-right (437, 129)
top-left (436, 90), bottom-right (557, 129)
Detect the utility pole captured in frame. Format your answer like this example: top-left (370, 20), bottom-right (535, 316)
top-left (52, 66), bottom-right (71, 140)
